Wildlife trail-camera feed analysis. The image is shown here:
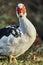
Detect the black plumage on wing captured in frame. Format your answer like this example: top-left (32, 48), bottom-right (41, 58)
top-left (0, 25), bottom-right (21, 39)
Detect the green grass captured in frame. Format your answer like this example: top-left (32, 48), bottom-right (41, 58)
top-left (0, 14), bottom-right (18, 28)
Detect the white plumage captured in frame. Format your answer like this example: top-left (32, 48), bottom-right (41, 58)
top-left (0, 3), bottom-right (36, 63)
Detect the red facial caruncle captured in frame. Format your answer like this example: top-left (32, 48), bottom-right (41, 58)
top-left (16, 5), bottom-right (26, 15)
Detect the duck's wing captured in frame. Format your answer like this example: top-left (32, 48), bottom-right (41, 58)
top-left (0, 25), bottom-right (22, 55)
top-left (0, 25), bottom-right (21, 39)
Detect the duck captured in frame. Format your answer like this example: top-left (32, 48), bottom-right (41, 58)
top-left (0, 3), bottom-right (36, 63)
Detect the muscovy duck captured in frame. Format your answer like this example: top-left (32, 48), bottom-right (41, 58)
top-left (0, 3), bottom-right (36, 63)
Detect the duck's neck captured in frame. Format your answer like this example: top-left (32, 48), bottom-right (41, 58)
top-left (19, 16), bottom-right (36, 38)
top-left (19, 16), bottom-right (28, 34)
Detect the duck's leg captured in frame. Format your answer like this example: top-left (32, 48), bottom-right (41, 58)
top-left (8, 55), bottom-right (18, 64)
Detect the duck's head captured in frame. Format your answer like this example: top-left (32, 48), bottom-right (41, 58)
top-left (16, 3), bottom-right (27, 18)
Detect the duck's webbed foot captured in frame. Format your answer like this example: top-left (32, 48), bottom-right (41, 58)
top-left (8, 55), bottom-right (18, 65)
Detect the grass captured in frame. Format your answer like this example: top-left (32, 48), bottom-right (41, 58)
top-left (0, 14), bottom-right (18, 28)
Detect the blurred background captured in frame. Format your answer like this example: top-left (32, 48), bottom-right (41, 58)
top-left (0, 0), bottom-right (43, 39)
top-left (0, 0), bottom-right (43, 65)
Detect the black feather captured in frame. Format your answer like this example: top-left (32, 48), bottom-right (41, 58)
top-left (0, 25), bottom-right (21, 39)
